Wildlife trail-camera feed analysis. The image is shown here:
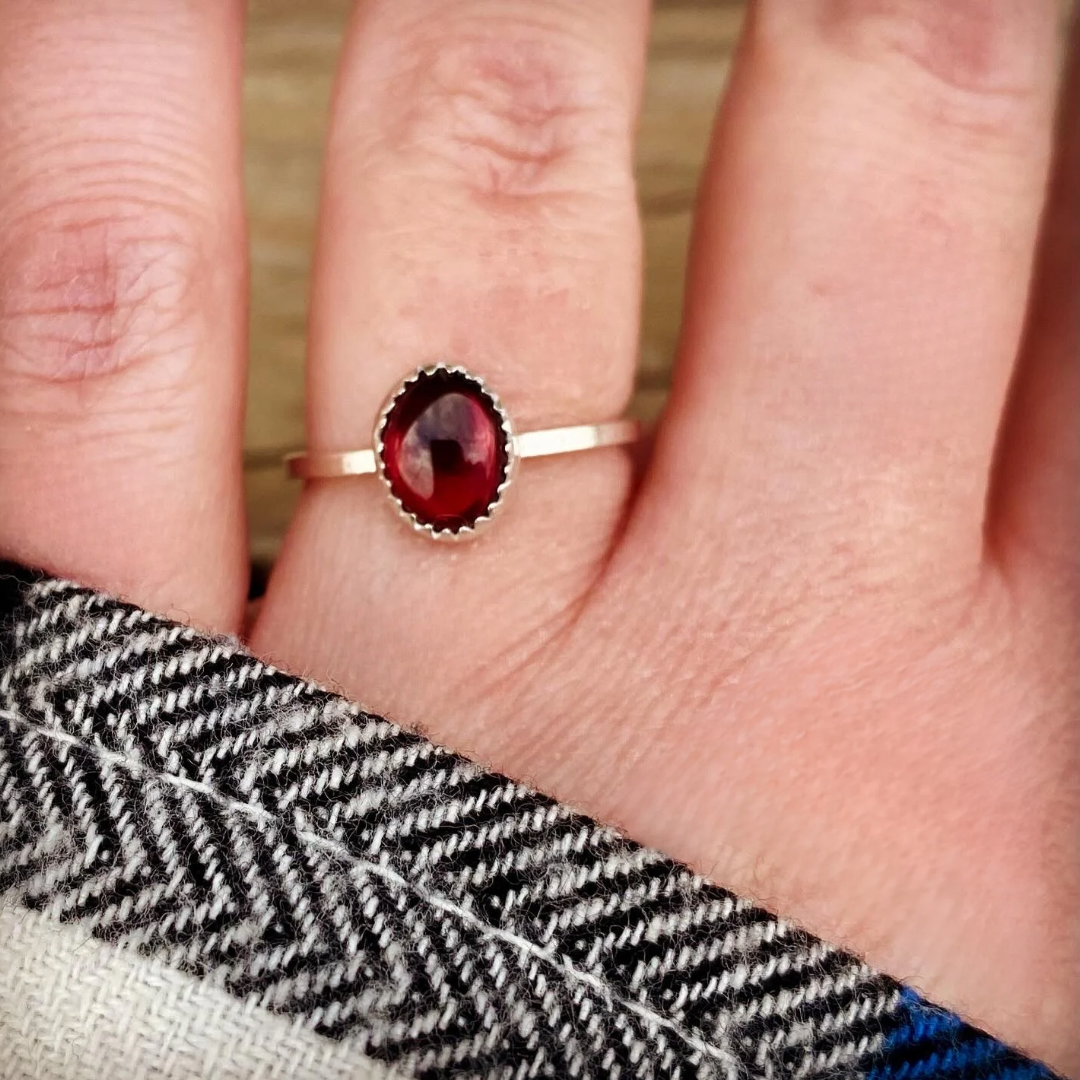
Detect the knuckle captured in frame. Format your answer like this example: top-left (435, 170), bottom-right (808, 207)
top-left (375, 19), bottom-right (631, 205)
top-left (0, 200), bottom-right (215, 386)
top-left (786, 0), bottom-right (1047, 133)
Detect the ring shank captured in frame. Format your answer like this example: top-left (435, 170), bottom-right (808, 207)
top-left (513, 420), bottom-right (639, 460)
top-left (285, 420), bottom-right (639, 480)
top-left (285, 449), bottom-right (376, 479)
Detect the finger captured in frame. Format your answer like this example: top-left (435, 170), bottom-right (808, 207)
top-left (0, 1), bottom-right (248, 629)
top-left (647, 0), bottom-right (1062, 584)
top-left (255, 1), bottom-right (649, 723)
top-left (991, 18), bottom-right (1077, 586)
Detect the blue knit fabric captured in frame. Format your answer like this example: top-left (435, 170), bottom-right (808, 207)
top-left (868, 989), bottom-right (1057, 1080)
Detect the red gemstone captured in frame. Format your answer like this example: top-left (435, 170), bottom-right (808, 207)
top-left (380, 369), bottom-right (509, 532)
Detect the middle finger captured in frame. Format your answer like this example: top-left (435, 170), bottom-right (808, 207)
top-left (256, 0), bottom-right (650, 726)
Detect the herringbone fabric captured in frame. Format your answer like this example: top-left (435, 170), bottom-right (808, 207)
top-left (0, 564), bottom-right (1058, 1079)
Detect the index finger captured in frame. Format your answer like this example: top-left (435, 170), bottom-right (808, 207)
top-left (0, 0), bottom-right (249, 629)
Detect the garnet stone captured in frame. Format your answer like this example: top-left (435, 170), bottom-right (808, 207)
top-left (379, 367), bottom-right (510, 534)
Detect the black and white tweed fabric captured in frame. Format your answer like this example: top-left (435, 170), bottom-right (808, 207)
top-left (0, 564), bottom-right (1058, 1079)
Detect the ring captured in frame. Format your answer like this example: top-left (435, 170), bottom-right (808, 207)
top-left (284, 364), bottom-right (640, 540)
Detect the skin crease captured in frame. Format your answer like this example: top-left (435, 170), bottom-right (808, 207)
top-left (0, 0), bottom-right (1075, 1074)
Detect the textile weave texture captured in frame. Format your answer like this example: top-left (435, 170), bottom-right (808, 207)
top-left (0, 564), bottom-right (1058, 1079)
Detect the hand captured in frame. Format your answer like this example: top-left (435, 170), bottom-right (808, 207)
top-left (0, 2), bottom-right (1075, 1071)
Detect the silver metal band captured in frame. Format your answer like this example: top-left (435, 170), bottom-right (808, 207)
top-left (285, 419), bottom-right (639, 480)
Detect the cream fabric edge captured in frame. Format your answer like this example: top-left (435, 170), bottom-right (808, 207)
top-left (0, 905), bottom-right (402, 1080)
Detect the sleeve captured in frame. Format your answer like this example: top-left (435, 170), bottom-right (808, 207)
top-left (0, 561), bottom-right (1060, 1080)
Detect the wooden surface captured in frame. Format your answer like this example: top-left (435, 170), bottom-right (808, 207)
top-left (243, 1), bottom-right (744, 562)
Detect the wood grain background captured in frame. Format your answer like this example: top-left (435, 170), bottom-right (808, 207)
top-left (243, 0), bottom-right (745, 562)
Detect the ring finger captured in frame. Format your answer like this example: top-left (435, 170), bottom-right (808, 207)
top-left (256, 0), bottom-right (650, 734)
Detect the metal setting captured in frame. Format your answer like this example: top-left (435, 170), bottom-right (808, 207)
top-left (284, 363), bottom-right (640, 540)
top-left (375, 365), bottom-right (515, 541)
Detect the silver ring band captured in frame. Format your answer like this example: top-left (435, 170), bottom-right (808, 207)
top-left (285, 419), bottom-right (639, 480)
top-left (284, 364), bottom-right (640, 540)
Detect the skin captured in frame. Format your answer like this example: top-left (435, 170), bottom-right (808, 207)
top-left (0, 0), bottom-right (1075, 1072)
